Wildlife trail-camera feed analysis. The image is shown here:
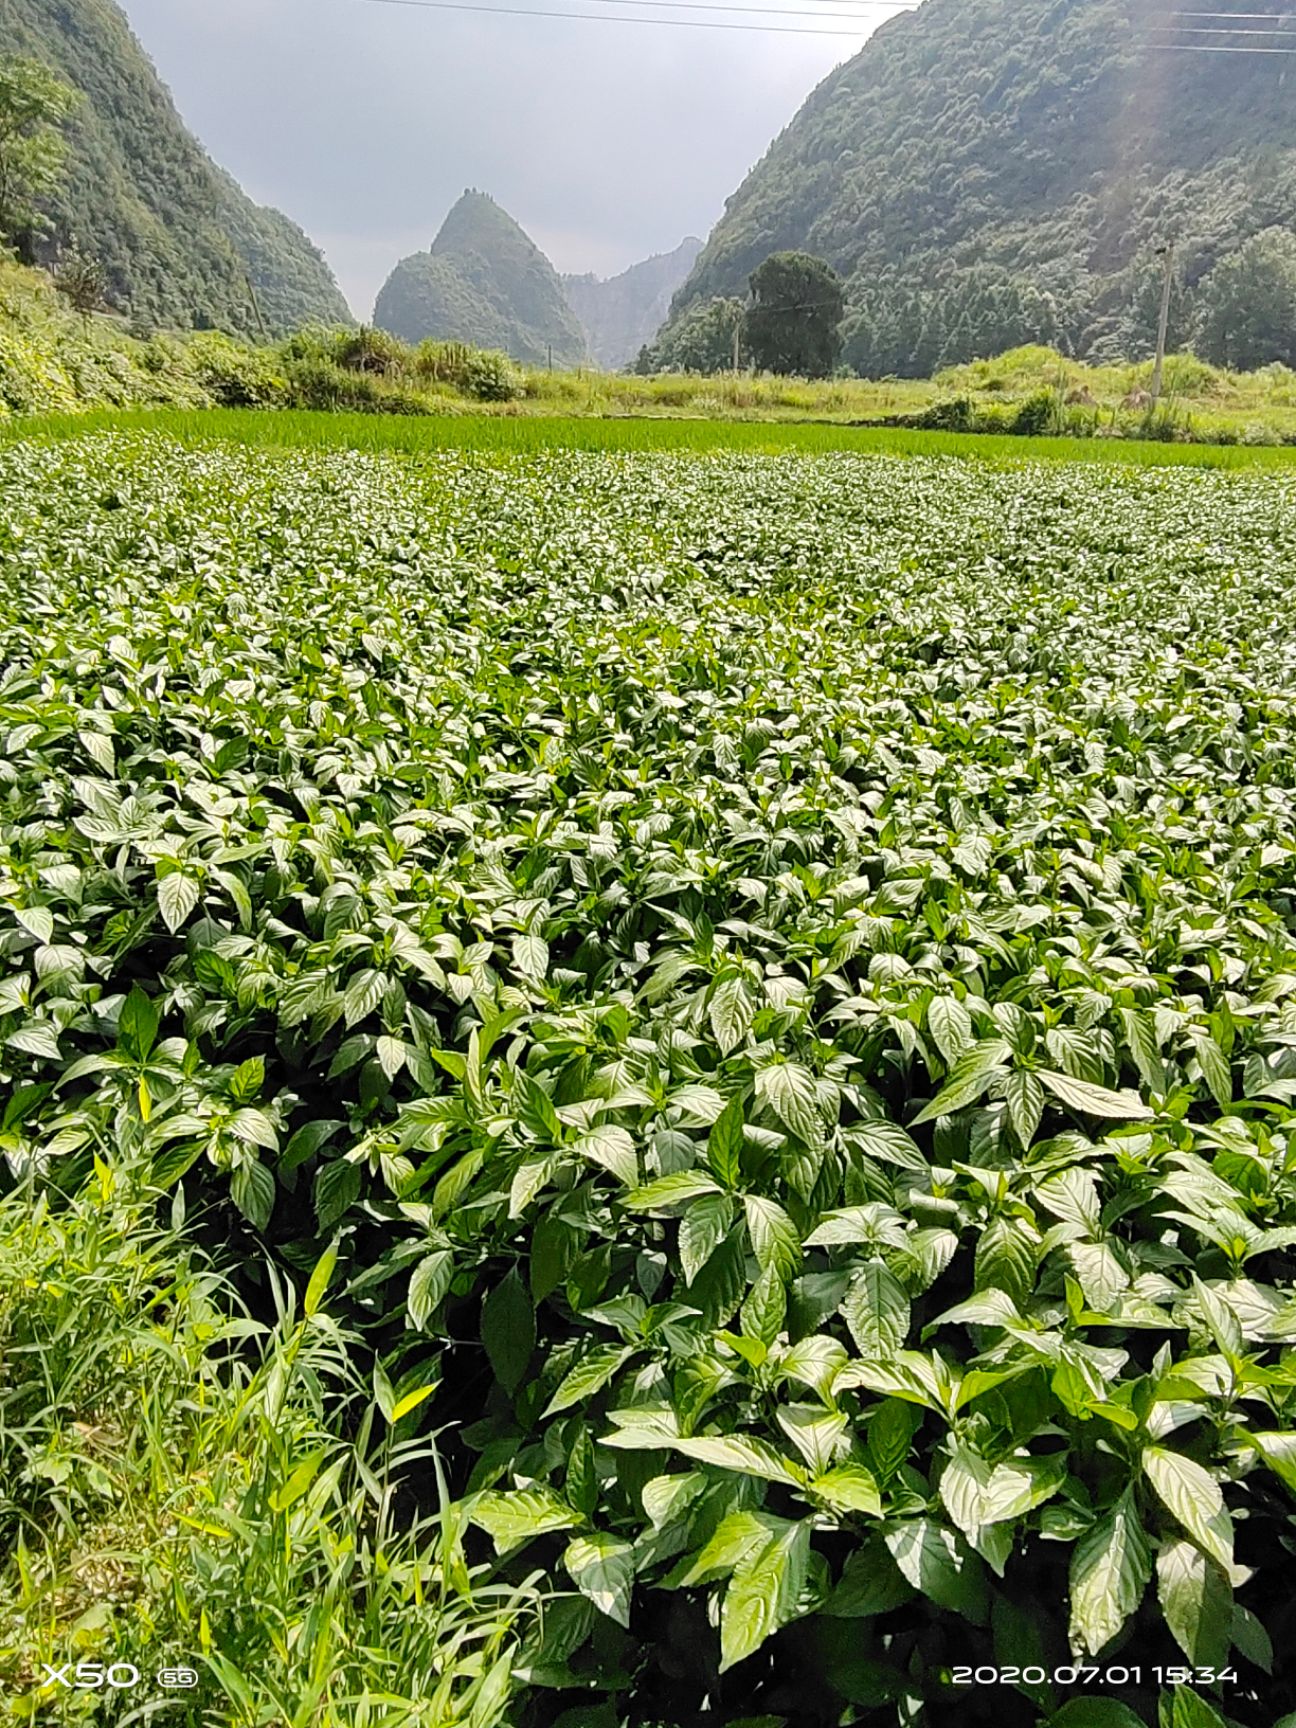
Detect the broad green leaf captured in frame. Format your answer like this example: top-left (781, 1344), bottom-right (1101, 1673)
top-left (866, 1398), bottom-right (923, 1482)
top-left (669, 1083), bottom-right (727, 1126)
top-left (626, 1171), bottom-right (722, 1211)
top-left (515, 1070), bottom-right (563, 1142)
top-left (743, 1193), bottom-right (800, 1280)
top-left (674, 1510), bottom-right (788, 1586)
top-left (706, 1091), bottom-right (745, 1187)
top-left (811, 1462), bottom-right (881, 1515)
top-left (1046, 1704), bottom-right (1148, 1728)
top-left (407, 1250), bottom-right (453, 1330)
top-left (1229, 1603), bottom-right (1273, 1674)
top-left (1120, 1006), bottom-right (1167, 1096)
top-left (1246, 1430), bottom-right (1296, 1496)
top-left (481, 1268), bottom-right (535, 1395)
top-left (313, 1159), bottom-right (360, 1231)
top-left (910, 1038), bottom-right (1010, 1125)
top-left (928, 994), bottom-right (974, 1065)
top-left (1171, 1693), bottom-right (1228, 1728)
top-left (850, 1119), bottom-right (928, 1171)
top-left (573, 1124), bottom-right (638, 1186)
top-left (824, 1535), bottom-right (915, 1617)
top-left (1194, 1034), bottom-right (1233, 1108)
top-left (709, 973), bottom-right (754, 1055)
top-left (776, 1404), bottom-right (849, 1474)
top-left (512, 931), bottom-right (549, 979)
top-left (756, 1061), bottom-right (821, 1143)
top-left (1156, 1537), bottom-right (1231, 1669)
top-left (1142, 1446), bottom-right (1233, 1573)
top-left (1003, 1068), bottom-right (1045, 1146)
top-left (1068, 1490), bottom-right (1151, 1656)
top-left (741, 1263), bottom-right (787, 1348)
top-left (680, 1193), bottom-right (734, 1284)
top-left (471, 1488), bottom-right (579, 1554)
top-left (157, 871), bottom-right (200, 933)
top-left (777, 1333), bottom-right (849, 1402)
top-left (883, 1519), bottom-right (986, 1623)
top-left (230, 1160), bottom-right (274, 1232)
top-left (563, 1533), bottom-right (635, 1627)
top-left (1038, 1069), bottom-right (1152, 1121)
top-left (14, 905), bottom-right (55, 946)
top-left (719, 1520), bottom-right (811, 1671)
top-left (841, 1259), bottom-right (910, 1358)
top-left (1192, 1275), bottom-right (1244, 1360)
top-left (509, 1156), bottom-right (555, 1218)
top-left (669, 1433), bottom-right (805, 1486)
top-left (974, 1215), bottom-right (1039, 1308)
top-left (118, 984), bottom-right (159, 1063)
top-left (543, 1343), bottom-right (632, 1416)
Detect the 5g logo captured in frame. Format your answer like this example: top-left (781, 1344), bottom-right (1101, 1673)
top-left (41, 1663), bottom-right (142, 1690)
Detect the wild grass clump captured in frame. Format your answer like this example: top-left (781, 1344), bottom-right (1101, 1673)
top-left (0, 1154), bottom-right (542, 1725)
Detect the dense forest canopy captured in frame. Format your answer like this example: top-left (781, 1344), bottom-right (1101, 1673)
top-left (662, 0), bottom-right (1296, 374)
top-left (374, 190), bottom-right (588, 368)
top-left (1, 0), bottom-right (351, 336)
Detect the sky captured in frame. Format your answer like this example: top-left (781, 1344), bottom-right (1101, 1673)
top-left (116, 0), bottom-right (908, 319)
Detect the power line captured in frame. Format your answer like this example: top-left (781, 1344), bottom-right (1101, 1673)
top-left (349, 0), bottom-right (910, 28)
top-left (1150, 21), bottom-right (1296, 31)
top-left (1142, 37), bottom-right (1296, 47)
top-left (586, 0), bottom-right (910, 20)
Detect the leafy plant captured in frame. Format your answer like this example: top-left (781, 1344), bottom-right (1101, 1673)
top-left (2, 433), bottom-right (1295, 1724)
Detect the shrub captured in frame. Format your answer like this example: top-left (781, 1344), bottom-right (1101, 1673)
top-left (461, 347), bottom-right (523, 402)
top-left (332, 323), bottom-right (409, 377)
top-left (282, 355), bottom-right (427, 414)
top-left (186, 329), bottom-right (287, 408)
top-left (1008, 390), bottom-right (1057, 436)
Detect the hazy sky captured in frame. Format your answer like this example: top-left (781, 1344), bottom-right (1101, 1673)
top-left (116, 0), bottom-right (907, 318)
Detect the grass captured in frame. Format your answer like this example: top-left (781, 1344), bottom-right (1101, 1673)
top-left (10, 253), bottom-right (1296, 449)
top-left (0, 1156), bottom-right (541, 1726)
top-left (6, 404), bottom-right (1296, 468)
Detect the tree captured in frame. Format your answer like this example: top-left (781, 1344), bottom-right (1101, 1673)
top-left (635, 297), bottom-right (746, 375)
top-left (53, 247), bottom-right (104, 319)
top-left (745, 252), bottom-right (845, 378)
top-left (1196, 228), bottom-right (1296, 371)
top-left (0, 57), bottom-right (80, 261)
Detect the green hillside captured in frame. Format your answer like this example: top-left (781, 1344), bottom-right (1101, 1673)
top-left (373, 190), bottom-right (587, 368)
top-left (666, 0), bottom-right (1296, 373)
top-left (2, 0), bottom-right (352, 336)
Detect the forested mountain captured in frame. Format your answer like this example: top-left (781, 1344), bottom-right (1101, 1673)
top-left (374, 192), bottom-right (588, 367)
top-left (563, 237), bottom-right (703, 369)
top-left (4, 0), bottom-right (352, 336)
top-left (665, 0), bottom-right (1296, 374)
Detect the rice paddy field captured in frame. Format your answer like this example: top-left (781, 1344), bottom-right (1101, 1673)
top-left (10, 405), bottom-right (1296, 468)
top-left (2, 421), bottom-right (1296, 1728)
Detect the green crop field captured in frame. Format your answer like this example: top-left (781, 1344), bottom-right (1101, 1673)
top-left (9, 405), bottom-right (1296, 469)
top-left (2, 429), bottom-right (1296, 1728)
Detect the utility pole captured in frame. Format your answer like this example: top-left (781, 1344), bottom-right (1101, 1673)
top-left (243, 269), bottom-right (270, 344)
top-left (1150, 242), bottom-right (1175, 407)
top-left (733, 317), bottom-right (741, 375)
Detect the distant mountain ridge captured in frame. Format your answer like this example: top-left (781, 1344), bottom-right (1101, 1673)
top-left (563, 238), bottom-right (703, 370)
top-left (664, 0), bottom-right (1296, 372)
top-left (5, 0), bottom-right (352, 337)
top-left (374, 192), bottom-right (588, 368)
